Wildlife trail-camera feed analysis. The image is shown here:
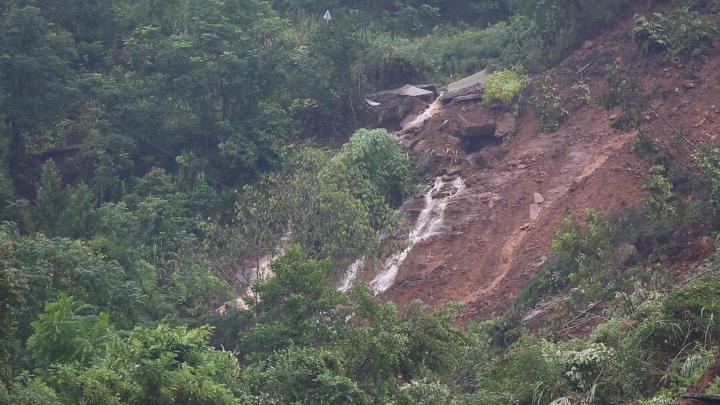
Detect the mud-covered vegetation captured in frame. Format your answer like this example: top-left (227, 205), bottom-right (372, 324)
top-left (2, 0), bottom-right (720, 403)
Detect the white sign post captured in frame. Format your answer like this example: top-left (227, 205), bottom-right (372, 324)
top-left (323, 10), bottom-right (332, 23)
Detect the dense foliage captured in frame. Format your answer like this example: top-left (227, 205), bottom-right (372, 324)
top-left (2, 0), bottom-right (720, 403)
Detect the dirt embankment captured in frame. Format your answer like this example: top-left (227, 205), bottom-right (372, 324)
top-left (375, 13), bottom-right (720, 319)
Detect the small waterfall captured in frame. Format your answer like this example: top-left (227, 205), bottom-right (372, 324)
top-left (215, 230), bottom-right (292, 314)
top-left (338, 258), bottom-right (364, 292)
top-left (370, 176), bottom-right (465, 294)
top-left (402, 97), bottom-right (443, 131)
top-left (338, 94), bottom-right (450, 295)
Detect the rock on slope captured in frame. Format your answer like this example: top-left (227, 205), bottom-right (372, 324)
top-left (377, 14), bottom-right (720, 319)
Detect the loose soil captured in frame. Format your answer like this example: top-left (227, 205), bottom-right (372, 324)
top-left (373, 11), bottom-right (720, 320)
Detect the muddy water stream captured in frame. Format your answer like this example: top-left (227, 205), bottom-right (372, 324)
top-left (369, 176), bottom-right (465, 294)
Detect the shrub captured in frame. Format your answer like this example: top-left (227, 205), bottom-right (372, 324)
top-left (694, 147), bottom-right (720, 218)
top-left (333, 128), bottom-right (416, 207)
top-left (598, 64), bottom-right (647, 130)
top-left (632, 8), bottom-right (716, 59)
top-left (632, 132), bottom-right (673, 169)
top-left (626, 275), bottom-right (720, 354)
top-left (643, 165), bottom-right (676, 223)
top-left (551, 342), bottom-right (614, 391)
top-left (483, 68), bottom-right (530, 105)
top-left (664, 275), bottom-right (720, 326)
top-left (632, 14), bottom-right (670, 56)
top-left (532, 78), bottom-right (570, 133)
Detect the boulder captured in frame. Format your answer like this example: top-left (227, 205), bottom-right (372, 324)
top-left (395, 84), bottom-right (435, 97)
top-left (455, 122), bottom-right (497, 140)
top-left (445, 70), bottom-right (489, 95)
top-left (529, 203), bottom-right (540, 220)
top-left (469, 153), bottom-right (488, 168)
top-left (690, 235), bottom-right (715, 259)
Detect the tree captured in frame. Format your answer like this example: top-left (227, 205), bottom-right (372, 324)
top-left (2, 372), bottom-right (62, 405)
top-left (0, 6), bottom-right (77, 194)
top-left (400, 300), bottom-right (469, 380)
top-left (3, 231), bottom-right (142, 339)
top-left (241, 346), bottom-right (369, 404)
top-left (235, 181), bottom-right (288, 282)
top-left (340, 283), bottom-right (409, 399)
top-left (27, 294), bottom-right (113, 367)
top-left (694, 147), bottom-right (720, 217)
top-left (0, 225), bottom-right (27, 383)
top-left (333, 128), bottom-right (415, 207)
top-left (32, 160), bottom-right (65, 236)
top-left (59, 183), bottom-right (95, 239)
top-left (642, 165), bottom-right (675, 223)
top-left (119, 0), bottom-right (292, 184)
top-left (241, 248), bottom-right (347, 356)
top-left (291, 181), bottom-right (377, 261)
top-left (57, 324), bottom-right (241, 404)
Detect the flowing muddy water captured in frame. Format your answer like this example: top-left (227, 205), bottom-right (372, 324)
top-left (401, 97), bottom-right (443, 131)
top-left (338, 94), bottom-right (454, 293)
top-left (369, 176), bottom-right (465, 294)
top-left (338, 258), bottom-right (365, 293)
top-left (215, 231), bottom-right (292, 314)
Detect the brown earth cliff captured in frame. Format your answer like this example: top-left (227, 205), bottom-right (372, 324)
top-left (366, 13), bottom-right (720, 320)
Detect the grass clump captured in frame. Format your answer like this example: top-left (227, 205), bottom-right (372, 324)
top-left (483, 68), bottom-right (530, 105)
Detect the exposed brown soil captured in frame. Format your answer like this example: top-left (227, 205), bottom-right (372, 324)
top-left (372, 11), bottom-right (720, 321)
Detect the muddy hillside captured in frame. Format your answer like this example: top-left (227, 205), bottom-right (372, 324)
top-left (358, 13), bottom-right (720, 319)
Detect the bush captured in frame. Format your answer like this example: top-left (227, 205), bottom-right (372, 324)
top-left (532, 78), bottom-right (570, 133)
top-left (412, 18), bottom-right (545, 81)
top-left (664, 275), bottom-right (720, 327)
top-left (632, 14), bottom-right (670, 56)
top-left (632, 8), bottom-right (716, 58)
top-left (513, 254), bottom-right (576, 309)
top-left (598, 64), bottom-right (648, 130)
top-left (694, 147), bottom-right (720, 218)
top-left (483, 68), bottom-right (530, 105)
top-left (511, 0), bottom-right (627, 65)
top-left (333, 128), bottom-right (416, 207)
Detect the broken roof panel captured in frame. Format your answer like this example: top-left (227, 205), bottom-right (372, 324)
top-left (395, 84), bottom-right (434, 97)
top-left (446, 70), bottom-right (489, 95)
top-left (367, 84), bottom-right (435, 100)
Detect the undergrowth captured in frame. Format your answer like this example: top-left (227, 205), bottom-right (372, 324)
top-left (632, 7), bottom-right (716, 59)
top-left (531, 77), bottom-right (570, 133)
top-left (598, 64), bottom-right (648, 130)
top-left (483, 68), bottom-right (530, 105)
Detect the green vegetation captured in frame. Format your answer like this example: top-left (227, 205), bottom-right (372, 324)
top-left (532, 77), bottom-right (570, 133)
top-left (2, 0), bottom-right (720, 403)
top-left (482, 68), bottom-right (530, 105)
top-left (632, 8), bottom-right (716, 58)
top-left (598, 64), bottom-right (649, 130)
top-left (694, 147), bottom-right (720, 217)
